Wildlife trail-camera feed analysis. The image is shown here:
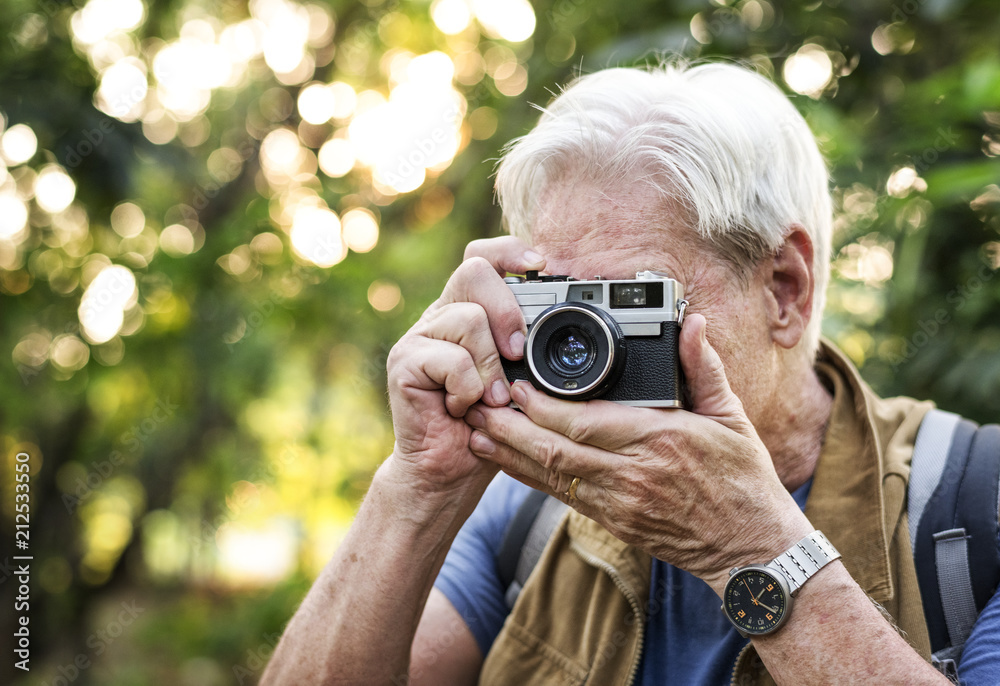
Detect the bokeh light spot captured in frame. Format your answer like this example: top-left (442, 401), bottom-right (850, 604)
top-left (297, 82), bottom-right (336, 124)
top-left (328, 81), bottom-right (358, 119)
top-left (97, 59), bottom-right (148, 122)
top-left (2, 124), bottom-right (38, 165)
top-left (472, 0), bottom-right (536, 42)
top-left (159, 224), bottom-right (195, 257)
top-left (342, 208), bottom-right (379, 253)
top-left (70, 0), bottom-right (145, 45)
top-left (468, 106), bottom-right (498, 140)
top-left (35, 166), bottom-right (77, 214)
top-left (111, 202), bottom-right (146, 238)
top-left (886, 166), bottom-right (927, 198)
top-left (367, 279), bottom-right (402, 312)
top-left (290, 206), bottom-right (345, 267)
top-left (431, 0), bottom-right (473, 34)
top-left (0, 193), bottom-right (29, 240)
top-left (783, 44), bottom-right (833, 99)
top-left (51, 334), bottom-right (91, 372)
top-left (78, 264), bottom-right (137, 343)
top-left (318, 138), bottom-right (356, 178)
top-left (216, 521), bottom-right (297, 586)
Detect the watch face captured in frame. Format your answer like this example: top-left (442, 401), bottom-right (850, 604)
top-left (722, 566), bottom-right (790, 635)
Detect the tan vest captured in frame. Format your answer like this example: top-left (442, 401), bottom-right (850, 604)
top-left (480, 342), bottom-right (935, 685)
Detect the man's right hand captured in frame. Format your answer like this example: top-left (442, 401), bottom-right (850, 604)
top-left (385, 236), bottom-right (546, 493)
top-left (262, 239), bottom-right (545, 686)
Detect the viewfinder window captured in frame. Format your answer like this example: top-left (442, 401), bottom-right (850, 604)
top-left (610, 282), bottom-right (663, 308)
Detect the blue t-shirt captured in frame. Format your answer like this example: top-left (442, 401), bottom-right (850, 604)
top-left (434, 473), bottom-right (1000, 683)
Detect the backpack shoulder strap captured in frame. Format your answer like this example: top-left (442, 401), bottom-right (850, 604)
top-left (909, 408), bottom-right (1000, 675)
top-left (497, 491), bottom-right (568, 610)
top-left (909, 409), bottom-right (963, 551)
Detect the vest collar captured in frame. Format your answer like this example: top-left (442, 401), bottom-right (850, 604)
top-left (808, 340), bottom-right (893, 604)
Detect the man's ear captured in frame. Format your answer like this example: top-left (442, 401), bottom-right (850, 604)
top-left (764, 225), bottom-right (814, 350)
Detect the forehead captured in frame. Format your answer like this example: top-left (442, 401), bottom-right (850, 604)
top-left (528, 177), bottom-right (706, 280)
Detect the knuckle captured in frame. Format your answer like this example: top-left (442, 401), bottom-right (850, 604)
top-left (535, 438), bottom-right (563, 472)
top-left (385, 337), bottom-right (411, 374)
top-left (460, 301), bottom-right (490, 330)
top-left (617, 467), bottom-right (655, 509)
top-left (649, 426), bottom-right (681, 458)
top-left (448, 346), bottom-right (481, 385)
top-left (409, 305), bottom-right (440, 337)
top-left (476, 404), bottom-right (497, 430)
top-left (452, 353), bottom-right (477, 383)
top-left (480, 354), bottom-right (502, 384)
top-left (617, 472), bottom-right (642, 506)
top-left (465, 369), bottom-right (487, 399)
top-left (565, 410), bottom-right (594, 444)
top-left (458, 304), bottom-right (501, 358)
top-left (452, 384), bottom-right (480, 409)
top-left (426, 302), bottom-right (492, 345)
top-left (545, 468), bottom-right (565, 494)
top-left (458, 255), bottom-right (492, 280)
top-left (463, 239), bottom-right (488, 261)
top-left (629, 477), bottom-right (657, 510)
top-left (388, 362), bottom-right (420, 398)
top-left (386, 341), bottom-right (425, 390)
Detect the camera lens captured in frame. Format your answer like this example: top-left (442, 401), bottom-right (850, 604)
top-left (549, 328), bottom-right (594, 376)
top-left (525, 303), bottom-right (626, 400)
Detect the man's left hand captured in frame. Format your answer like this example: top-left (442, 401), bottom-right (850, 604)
top-left (464, 313), bottom-right (812, 592)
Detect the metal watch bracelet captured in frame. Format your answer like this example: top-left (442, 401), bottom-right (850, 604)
top-left (767, 530), bottom-right (841, 595)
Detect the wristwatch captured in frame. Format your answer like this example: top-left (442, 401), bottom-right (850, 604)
top-left (721, 530), bottom-right (841, 637)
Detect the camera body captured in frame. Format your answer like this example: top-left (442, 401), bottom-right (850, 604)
top-left (501, 270), bottom-right (687, 408)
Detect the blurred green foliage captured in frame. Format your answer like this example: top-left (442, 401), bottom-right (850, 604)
top-left (1, 0), bottom-right (998, 684)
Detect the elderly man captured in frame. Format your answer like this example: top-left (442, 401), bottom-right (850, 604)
top-left (262, 62), bottom-right (998, 684)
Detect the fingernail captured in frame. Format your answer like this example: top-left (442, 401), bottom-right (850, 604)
top-left (491, 379), bottom-right (510, 406)
top-left (524, 250), bottom-right (544, 265)
top-left (510, 382), bottom-right (528, 406)
top-left (466, 407), bottom-right (485, 428)
top-left (509, 330), bottom-right (526, 356)
top-left (470, 431), bottom-right (496, 455)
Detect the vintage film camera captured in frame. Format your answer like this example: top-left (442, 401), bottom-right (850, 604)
top-left (501, 271), bottom-right (687, 407)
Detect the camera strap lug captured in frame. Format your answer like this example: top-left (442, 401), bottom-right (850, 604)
top-left (677, 299), bottom-right (689, 326)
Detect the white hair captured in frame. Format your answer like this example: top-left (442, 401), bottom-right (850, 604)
top-left (495, 61), bottom-right (832, 359)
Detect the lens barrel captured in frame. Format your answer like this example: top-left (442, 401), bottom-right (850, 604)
top-left (525, 303), bottom-right (626, 399)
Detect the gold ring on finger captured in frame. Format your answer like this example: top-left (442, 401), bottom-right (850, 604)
top-left (565, 476), bottom-right (581, 502)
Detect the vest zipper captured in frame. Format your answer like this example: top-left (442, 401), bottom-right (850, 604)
top-left (570, 543), bottom-right (646, 686)
top-left (730, 642), bottom-right (752, 686)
